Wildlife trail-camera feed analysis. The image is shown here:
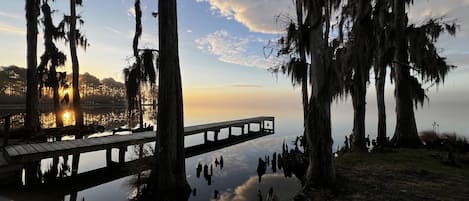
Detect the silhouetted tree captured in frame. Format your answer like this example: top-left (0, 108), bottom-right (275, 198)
top-left (301, 0), bottom-right (347, 190)
top-left (276, 0), bottom-right (309, 143)
top-left (24, 0), bottom-right (41, 132)
top-left (144, 0), bottom-right (190, 200)
top-left (38, 0), bottom-right (67, 127)
top-left (391, 0), bottom-right (457, 147)
top-left (64, 0), bottom-right (88, 127)
top-left (124, 0), bottom-right (157, 129)
top-left (373, 0), bottom-right (393, 147)
top-left (341, 0), bottom-right (374, 152)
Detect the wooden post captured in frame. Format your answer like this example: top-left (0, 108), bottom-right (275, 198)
top-left (248, 123), bottom-right (251, 133)
top-left (139, 144), bottom-right (144, 159)
top-left (260, 122), bottom-right (263, 134)
top-left (204, 131), bottom-right (208, 143)
top-left (228, 127), bottom-right (232, 138)
top-left (106, 148), bottom-right (112, 167)
top-left (71, 154), bottom-right (80, 177)
top-left (24, 161), bottom-right (40, 186)
top-left (118, 146), bottom-right (126, 164)
top-left (241, 126), bottom-right (244, 135)
top-left (214, 130), bottom-right (219, 142)
top-left (3, 114), bottom-right (11, 147)
top-left (272, 119), bottom-right (275, 133)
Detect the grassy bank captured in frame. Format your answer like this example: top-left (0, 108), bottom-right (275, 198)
top-left (334, 149), bottom-right (469, 200)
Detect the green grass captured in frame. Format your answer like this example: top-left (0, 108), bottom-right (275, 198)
top-left (334, 149), bottom-right (469, 201)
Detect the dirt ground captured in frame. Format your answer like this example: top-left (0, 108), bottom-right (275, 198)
top-left (333, 149), bottom-right (469, 201)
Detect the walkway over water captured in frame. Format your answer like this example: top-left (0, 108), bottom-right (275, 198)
top-left (0, 116), bottom-right (274, 172)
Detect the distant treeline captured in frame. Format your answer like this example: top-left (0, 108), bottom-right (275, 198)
top-left (0, 65), bottom-right (126, 106)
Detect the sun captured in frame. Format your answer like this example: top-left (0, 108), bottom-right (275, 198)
top-left (63, 111), bottom-right (71, 121)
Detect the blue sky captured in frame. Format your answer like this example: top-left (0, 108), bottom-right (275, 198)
top-left (1, 0), bottom-right (469, 135)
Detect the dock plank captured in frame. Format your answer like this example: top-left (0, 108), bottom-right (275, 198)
top-left (21, 144), bottom-right (37, 154)
top-left (13, 145), bottom-right (29, 155)
top-left (5, 146), bottom-right (19, 157)
top-left (4, 116), bottom-right (274, 164)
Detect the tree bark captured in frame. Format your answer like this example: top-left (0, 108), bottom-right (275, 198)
top-left (52, 68), bottom-right (63, 127)
top-left (351, 74), bottom-right (367, 151)
top-left (375, 64), bottom-right (387, 146)
top-left (70, 0), bottom-right (83, 127)
top-left (391, 0), bottom-right (422, 147)
top-left (149, 0), bottom-right (191, 199)
top-left (304, 97), bottom-right (335, 189)
top-left (374, 0), bottom-right (389, 147)
top-left (303, 1), bottom-right (335, 190)
top-left (25, 0), bottom-right (40, 132)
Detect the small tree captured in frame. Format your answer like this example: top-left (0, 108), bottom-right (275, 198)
top-left (37, 0), bottom-right (67, 127)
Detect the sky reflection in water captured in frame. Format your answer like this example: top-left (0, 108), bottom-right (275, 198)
top-left (2, 102), bottom-right (467, 201)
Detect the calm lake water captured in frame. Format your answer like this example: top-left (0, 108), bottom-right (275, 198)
top-left (1, 98), bottom-right (468, 201)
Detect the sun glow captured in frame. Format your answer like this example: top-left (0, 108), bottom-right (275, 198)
top-left (63, 111), bottom-right (71, 121)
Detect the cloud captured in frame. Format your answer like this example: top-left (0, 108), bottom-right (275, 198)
top-left (104, 26), bottom-right (123, 35)
top-left (0, 21), bottom-right (25, 35)
top-left (127, 6), bottom-right (136, 17)
top-left (195, 30), bottom-right (278, 69)
top-left (0, 11), bottom-right (22, 19)
top-left (196, 0), bottom-right (294, 34)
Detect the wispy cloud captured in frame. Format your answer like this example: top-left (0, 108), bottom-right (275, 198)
top-left (104, 26), bottom-right (123, 35)
top-left (0, 21), bottom-right (25, 35)
top-left (195, 30), bottom-right (278, 69)
top-left (229, 84), bottom-right (263, 88)
top-left (196, 0), bottom-right (294, 34)
top-left (0, 11), bottom-right (22, 19)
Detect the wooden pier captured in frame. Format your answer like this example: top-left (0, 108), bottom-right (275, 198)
top-left (0, 116), bottom-right (274, 177)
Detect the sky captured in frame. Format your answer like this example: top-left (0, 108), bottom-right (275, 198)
top-left (1, 0), bottom-right (469, 136)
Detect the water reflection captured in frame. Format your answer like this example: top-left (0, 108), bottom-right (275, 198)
top-left (4, 106), bottom-right (156, 130)
top-left (214, 174), bottom-right (300, 201)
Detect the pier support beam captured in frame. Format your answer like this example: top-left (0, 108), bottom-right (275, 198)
top-left (118, 147), bottom-right (126, 164)
top-left (228, 127), bottom-right (232, 138)
top-left (204, 131), bottom-right (208, 144)
top-left (24, 161), bottom-right (41, 186)
top-left (72, 154), bottom-right (80, 177)
top-left (214, 130), bottom-right (219, 142)
top-left (106, 148), bottom-right (112, 167)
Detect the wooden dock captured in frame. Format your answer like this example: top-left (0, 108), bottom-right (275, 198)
top-left (0, 116), bottom-right (274, 172)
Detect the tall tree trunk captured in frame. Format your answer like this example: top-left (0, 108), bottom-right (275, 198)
top-left (374, 0), bottom-right (389, 147)
top-left (391, 0), bottom-right (421, 147)
top-left (52, 68), bottom-right (63, 127)
top-left (351, 74), bottom-right (367, 151)
top-left (133, 0), bottom-right (143, 129)
top-left (350, 1), bottom-right (373, 152)
top-left (303, 2), bottom-right (335, 190)
top-left (149, 0), bottom-right (190, 199)
top-left (53, 88), bottom-right (62, 127)
top-left (25, 0), bottom-right (40, 132)
top-left (70, 0), bottom-right (83, 127)
top-left (138, 93), bottom-right (144, 128)
top-left (375, 64), bottom-right (387, 146)
top-left (304, 97), bottom-right (335, 189)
